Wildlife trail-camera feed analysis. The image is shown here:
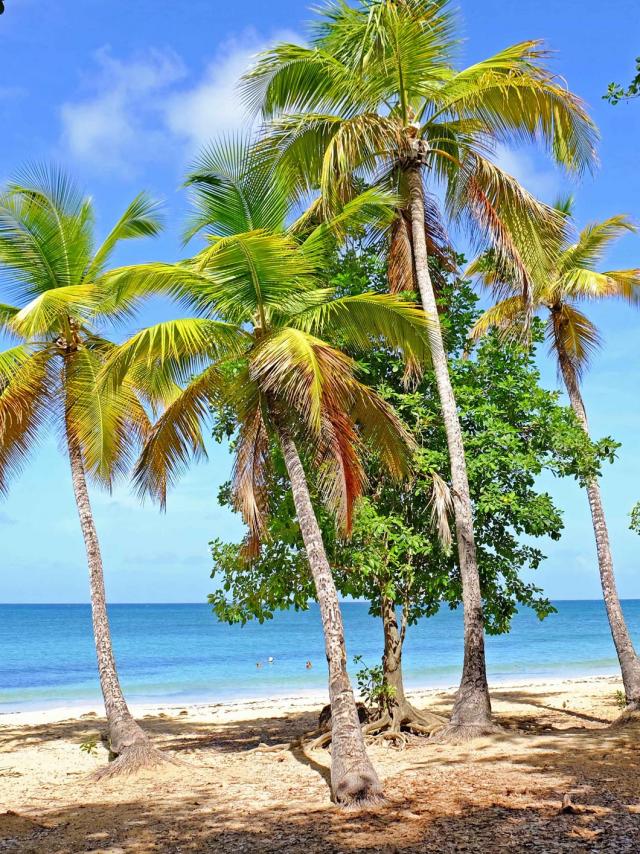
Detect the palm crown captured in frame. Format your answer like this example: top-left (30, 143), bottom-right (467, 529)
top-left (470, 198), bottom-right (640, 383)
top-left (102, 139), bottom-right (434, 547)
top-left (243, 0), bottom-right (599, 296)
top-left (0, 166), bottom-right (164, 494)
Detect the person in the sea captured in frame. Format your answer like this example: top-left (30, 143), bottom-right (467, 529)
top-left (305, 661), bottom-right (312, 670)
top-left (256, 662), bottom-right (262, 669)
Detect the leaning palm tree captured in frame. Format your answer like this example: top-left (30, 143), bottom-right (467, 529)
top-left (101, 138), bottom-right (434, 805)
top-left (0, 166), bottom-right (169, 775)
top-left (470, 198), bottom-right (640, 713)
top-left (242, 0), bottom-right (599, 738)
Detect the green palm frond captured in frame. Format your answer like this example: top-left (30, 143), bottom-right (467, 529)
top-left (10, 285), bottom-right (102, 338)
top-left (435, 40), bottom-right (598, 174)
top-left (470, 295), bottom-right (529, 341)
top-left (132, 363), bottom-right (228, 507)
top-left (4, 165), bottom-right (94, 292)
top-left (86, 193), bottom-right (164, 281)
top-left (558, 215), bottom-right (637, 275)
top-left (193, 230), bottom-right (322, 325)
top-left (184, 135), bottom-right (289, 242)
top-left (0, 348), bottom-right (53, 495)
top-left (289, 291), bottom-right (434, 368)
top-left (301, 185), bottom-right (398, 252)
top-left (100, 317), bottom-right (247, 392)
top-left (64, 347), bottom-right (153, 489)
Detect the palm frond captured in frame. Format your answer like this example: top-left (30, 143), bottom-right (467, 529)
top-left (132, 363), bottom-right (228, 507)
top-left (10, 285), bottom-right (102, 338)
top-left (100, 317), bottom-right (247, 392)
top-left (558, 215), bottom-right (637, 275)
top-left (470, 295), bottom-right (529, 341)
top-left (0, 348), bottom-right (53, 495)
top-left (86, 193), bottom-right (164, 280)
top-left (548, 302), bottom-right (600, 379)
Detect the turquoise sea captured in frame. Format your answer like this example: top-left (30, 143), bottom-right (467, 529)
top-left (1, 601), bottom-right (639, 712)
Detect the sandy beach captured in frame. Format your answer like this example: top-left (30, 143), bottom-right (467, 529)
top-left (1, 674), bottom-right (639, 852)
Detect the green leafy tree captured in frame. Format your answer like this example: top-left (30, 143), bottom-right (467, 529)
top-left (102, 138), bottom-right (433, 806)
top-left (210, 256), bottom-right (604, 735)
top-left (604, 57), bottom-right (640, 104)
top-left (471, 197), bottom-right (640, 711)
top-left (630, 503), bottom-right (640, 534)
top-left (243, 0), bottom-right (598, 738)
top-left (0, 166), bottom-right (167, 774)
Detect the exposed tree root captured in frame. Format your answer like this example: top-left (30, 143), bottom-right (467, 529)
top-left (94, 740), bottom-right (179, 780)
top-left (610, 704), bottom-right (640, 728)
top-left (429, 721), bottom-right (503, 745)
top-left (306, 703), bottom-right (444, 754)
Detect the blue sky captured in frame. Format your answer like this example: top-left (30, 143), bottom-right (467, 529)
top-left (0, 0), bottom-right (638, 603)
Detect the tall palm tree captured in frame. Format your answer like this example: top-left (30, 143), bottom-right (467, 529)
top-left (241, 0), bottom-right (598, 738)
top-left (470, 198), bottom-right (640, 712)
top-left (0, 166), bottom-right (168, 774)
top-left (101, 138), bottom-right (434, 805)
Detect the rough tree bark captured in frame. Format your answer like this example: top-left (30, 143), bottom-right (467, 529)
top-left (555, 330), bottom-right (640, 713)
top-left (373, 594), bottom-right (444, 735)
top-left (66, 425), bottom-right (166, 777)
top-left (278, 431), bottom-right (383, 805)
top-left (406, 161), bottom-right (495, 739)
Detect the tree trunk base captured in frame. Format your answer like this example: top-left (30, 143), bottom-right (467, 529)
top-left (362, 702), bottom-right (445, 747)
top-left (610, 702), bottom-right (640, 729)
top-left (94, 739), bottom-right (176, 780)
top-left (333, 769), bottom-right (385, 808)
top-left (429, 720), bottom-right (503, 745)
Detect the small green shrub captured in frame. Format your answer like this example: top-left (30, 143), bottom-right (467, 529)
top-left (79, 736), bottom-right (99, 756)
top-left (353, 655), bottom-right (396, 713)
top-left (613, 690), bottom-right (627, 710)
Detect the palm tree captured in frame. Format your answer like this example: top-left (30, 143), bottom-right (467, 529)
top-left (470, 198), bottom-right (640, 712)
top-left (101, 138), bottom-right (434, 805)
top-left (0, 166), bottom-right (169, 774)
top-left (241, 0), bottom-right (598, 738)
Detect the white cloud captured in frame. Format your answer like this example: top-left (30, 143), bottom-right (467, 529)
top-left (493, 145), bottom-right (562, 203)
top-left (59, 30), bottom-right (301, 175)
top-left (163, 29), bottom-right (299, 152)
top-left (60, 47), bottom-right (187, 174)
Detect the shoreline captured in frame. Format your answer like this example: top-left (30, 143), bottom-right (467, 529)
top-left (0, 672), bottom-right (623, 727)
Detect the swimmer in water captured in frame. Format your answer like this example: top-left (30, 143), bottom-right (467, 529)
top-left (305, 660), bottom-right (312, 669)
top-left (268, 656), bottom-right (274, 663)
top-left (256, 662), bottom-right (262, 668)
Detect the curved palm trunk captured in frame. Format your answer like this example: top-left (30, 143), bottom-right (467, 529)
top-left (379, 595), bottom-right (443, 733)
top-left (66, 427), bottom-right (163, 775)
top-left (278, 431), bottom-right (383, 805)
top-left (406, 163), bottom-right (493, 735)
top-left (556, 347), bottom-right (640, 710)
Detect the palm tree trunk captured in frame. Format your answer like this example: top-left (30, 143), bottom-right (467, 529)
top-left (66, 426), bottom-right (164, 775)
top-left (556, 348), bottom-right (640, 710)
top-left (406, 163), bottom-right (493, 736)
top-left (278, 430), bottom-right (383, 805)
top-left (380, 595), bottom-right (443, 733)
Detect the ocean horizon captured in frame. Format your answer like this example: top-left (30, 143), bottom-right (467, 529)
top-left (1, 600), bottom-right (638, 713)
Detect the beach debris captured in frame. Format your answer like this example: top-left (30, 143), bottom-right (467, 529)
top-left (559, 793), bottom-right (581, 814)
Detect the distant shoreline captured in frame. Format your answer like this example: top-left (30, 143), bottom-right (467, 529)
top-left (0, 673), bottom-right (623, 725)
